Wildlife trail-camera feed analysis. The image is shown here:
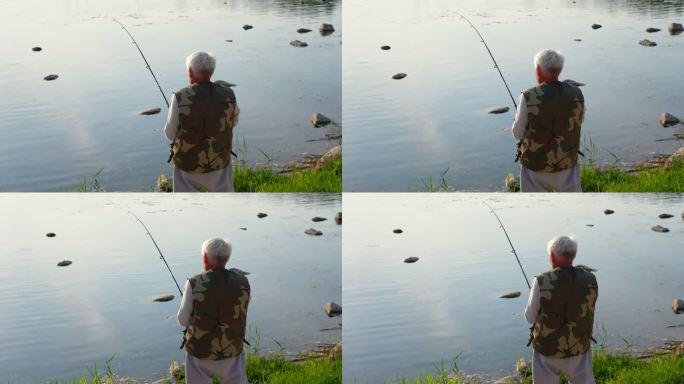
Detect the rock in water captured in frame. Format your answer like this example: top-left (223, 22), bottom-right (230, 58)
top-left (32, 46), bottom-right (42, 52)
top-left (44, 74), bottom-right (58, 81)
top-left (488, 106), bottom-right (510, 114)
top-left (652, 225), bottom-right (670, 233)
top-left (575, 264), bottom-right (598, 272)
top-left (392, 73), bottom-right (407, 80)
top-left (257, 212), bottom-right (267, 218)
top-left (312, 217), bottom-right (327, 222)
top-left (215, 80), bottom-right (237, 88)
top-left (46, 232), bottom-right (56, 237)
top-left (669, 23), bottom-right (684, 33)
top-left (57, 260), bottom-right (72, 267)
top-left (381, 45), bottom-right (391, 50)
top-left (242, 24), bottom-right (253, 30)
top-left (592, 24), bottom-right (602, 30)
top-left (324, 302), bottom-right (342, 317)
top-left (297, 28), bottom-right (312, 33)
top-left (305, 228), bottom-right (323, 236)
top-left (153, 294), bottom-right (174, 302)
top-left (230, 268), bottom-right (251, 276)
top-left (240, 227), bottom-right (247, 230)
top-left (660, 113), bottom-right (680, 127)
top-left (646, 27), bottom-right (661, 33)
top-left (563, 79), bottom-right (586, 87)
top-left (673, 299), bottom-right (684, 314)
top-left (319, 23), bottom-right (335, 34)
top-left (659, 213), bottom-right (674, 219)
top-left (311, 113), bottom-right (332, 128)
top-left (665, 147), bottom-right (684, 170)
top-left (499, 291), bottom-right (521, 299)
top-left (574, 38), bottom-right (582, 42)
top-left (639, 39), bottom-right (657, 47)
top-left (604, 209), bottom-right (614, 215)
top-left (404, 257), bottom-right (419, 263)
top-left (315, 145), bottom-right (342, 170)
top-left (290, 40), bottom-right (308, 47)
top-left (393, 229), bottom-right (403, 234)
top-left (334, 212), bottom-right (342, 225)
top-left (139, 107), bottom-right (161, 115)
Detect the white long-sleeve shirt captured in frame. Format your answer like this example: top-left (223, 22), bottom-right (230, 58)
top-left (524, 276), bottom-right (541, 324)
top-left (177, 280), bottom-right (193, 327)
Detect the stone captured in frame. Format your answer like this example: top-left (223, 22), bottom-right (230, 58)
top-left (57, 260), bottom-right (72, 267)
top-left (334, 212), bottom-right (342, 225)
top-left (32, 46), bottom-right (42, 52)
top-left (659, 113), bottom-right (680, 127)
top-left (673, 299), bottom-right (684, 314)
top-left (315, 145), bottom-right (342, 170)
top-left (586, 224), bottom-right (594, 227)
top-left (230, 268), bottom-right (250, 276)
top-left (652, 225), bottom-right (670, 233)
top-left (499, 291), bottom-right (521, 299)
top-left (592, 24), bottom-right (602, 30)
top-left (225, 39), bottom-right (233, 42)
top-left (153, 294), bottom-right (174, 302)
top-left (44, 74), bottom-right (58, 81)
top-left (312, 217), bottom-right (327, 222)
top-left (319, 23), bottom-right (335, 33)
top-left (297, 28), bottom-right (312, 33)
top-left (639, 39), bottom-right (657, 47)
top-left (305, 228), bottom-right (323, 236)
top-left (646, 27), bottom-right (661, 33)
top-left (574, 38), bottom-right (582, 42)
top-left (311, 113), bottom-right (332, 128)
top-left (381, 45), bottom-right (391, 50)
top-left (392, 73), bottom-right (407, 80)
top-left (324, 302), bottom-right (342, 317)
top-left (46, 232), bottom-right (56, 237)
top-left (575, 264), bottom-right (598, 272)
top-left (563, 79), bottom-right (585, 87)
top-left (257, 212), bottom-right (267, 218)
top-left (669, 23), bottom-right (684, 33)
top-left (215, 80), bottom-right (237, 88)
top-left (139, 107), bottom-right (161, 115)
top-left (404, 257), bottom-right (419, 263)
top-left (150, 379), bottom-right (170, 384)
top-left (240, 227), bottom-right (247, 230)
top-left (488, 106), bottom-right (509, 114)
top-left (665, 147), bottom-right (684, 170)
top-left (604, 209), bottom-right (614, 215)
top-left (328, 341), bottom-right (342, 360)
top-left (659, 213), bottom-right (674, 219)
top-left (242, 24), bottom-right (253, 30)
top-left (290, 40), bottom-right (308, 47)
top-left (393, 229), bottom-right (403, 234)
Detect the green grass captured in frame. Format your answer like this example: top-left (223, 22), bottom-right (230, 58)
top-left (580, 160), bottom-right (684, 192)
top-left (232, 157), bottom-right (341, 192)
top-left (390, 352), bottom-right (684, 384)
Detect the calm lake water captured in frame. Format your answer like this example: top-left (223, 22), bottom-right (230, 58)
top-left (0, 0), bottom-right (341, 191)
top-left (343, 0), bottom-right (684, 191)
top-left (343, 193), bottom-right (684, 383)
top-left (0, 193), bottom-right (341, 383)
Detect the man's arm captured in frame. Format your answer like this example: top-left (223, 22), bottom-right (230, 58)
top-left (524, 277), bottom-right (540, 324)
top-left (177, 280), bottom-right (193, 327)
top-left (164, 94), bottom-right (179, 141)
top-left (512, 93), bottom-right (528, 140)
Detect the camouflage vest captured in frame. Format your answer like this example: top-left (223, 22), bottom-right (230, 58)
top-left (520, 82), bottom-right (585, 173)
top-left (184, 268), bottom-right (250, 360)
top-left (171, 81), bottom-right (238, 173)
top-left (531, 266), bottom-right (598, 358)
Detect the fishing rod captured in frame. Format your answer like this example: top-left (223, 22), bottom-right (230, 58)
top-left (128, 211), bottom-right (183, 296)
top-left (457, 12), bottom-right (517, 110)
top-left (482, 201), bottom-right (531, 289)
top-left (113, 18), bottom-right (237, 159)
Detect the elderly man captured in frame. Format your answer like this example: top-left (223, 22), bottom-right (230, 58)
top-left (512, 50), bottom-right (586, 192)
top-left (525, 236), bottom-right (598, 384)
top-left (165, 51), bottom-right (240, 192)
top-left (177, 238), bottom-right (250, 384)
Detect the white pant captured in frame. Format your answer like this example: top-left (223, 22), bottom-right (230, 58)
top-left (185, 351), bottom-right (248, 384)
top-left (520, 163), bottom-right (582, 192)
top-left (532, 350), bottom-right (596, 384)
top-left (173, 166), bottom-right (234, 192)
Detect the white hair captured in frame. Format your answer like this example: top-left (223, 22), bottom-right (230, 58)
top-left (202, 237), bottom-right (231, 262)
top-left (534, 49), bottom-right (565, 74)
top-left (547, 235), bottom-right (577, 259)
top-left (186, 51), bottom-right (216, 75)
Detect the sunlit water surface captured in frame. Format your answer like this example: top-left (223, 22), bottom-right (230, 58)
top-left (0, 0), bottom-right (341, 191)
top-left (343, 0), bottom-right (684, 191)
top-left (0, 193), bottom-right (341, 383)
top-left (343, 193), bottom-right (684, 383)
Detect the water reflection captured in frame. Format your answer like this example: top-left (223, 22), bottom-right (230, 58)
top-left (343, 193), bottom-right (684, 383)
